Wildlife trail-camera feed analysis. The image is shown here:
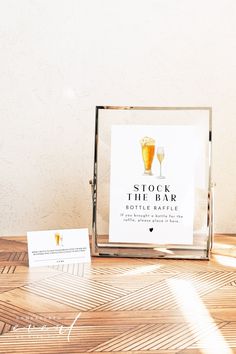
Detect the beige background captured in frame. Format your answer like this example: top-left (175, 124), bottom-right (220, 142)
top-left (0, 0), bottom-right (236, 236)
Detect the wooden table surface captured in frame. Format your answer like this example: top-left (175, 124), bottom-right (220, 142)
top-left (0, 235), bottom-right (236, 354)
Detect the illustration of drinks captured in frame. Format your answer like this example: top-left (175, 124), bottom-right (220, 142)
top-left (54, 232), bottom-right (63, 246)
top-left (157, 146), bottom-right (165, 179)
top-left (140, 137), bottom-right (155, 175)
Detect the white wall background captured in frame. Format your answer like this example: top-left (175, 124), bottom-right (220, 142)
top-left (0, 0), bottom-right (236, 236)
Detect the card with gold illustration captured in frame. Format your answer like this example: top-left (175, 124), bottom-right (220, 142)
top-left (27, 228), bottom-right (90, 267)
top-left (109, 125), bottom-right (195, 245)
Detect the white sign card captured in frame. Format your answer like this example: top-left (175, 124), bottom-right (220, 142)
top-left (27, 228), bottom-right (91, 267)
top-left (109, 125), bottom-right (196, 245)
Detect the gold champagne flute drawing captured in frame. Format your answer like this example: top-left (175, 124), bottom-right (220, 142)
top-left (140, 137), bottom-right (155, 175)
top-left (157, 147), bottom-right (165, 179)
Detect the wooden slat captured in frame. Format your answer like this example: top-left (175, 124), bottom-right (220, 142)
top-left (23, 273), bottom-right (130, 311)
top-left (92, 272), bottom-right (236, 311)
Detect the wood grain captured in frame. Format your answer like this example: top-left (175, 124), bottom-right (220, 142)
top-left (0, 235), bottom-right (235, 353)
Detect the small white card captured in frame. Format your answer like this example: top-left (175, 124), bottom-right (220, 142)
top-left (27, 228), bottom-right (91, 267)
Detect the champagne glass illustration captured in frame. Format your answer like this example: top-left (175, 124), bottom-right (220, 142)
top-left (140, 137), bottom-right (155, 175)
top-left (157, 147), bottom-right (165, 179)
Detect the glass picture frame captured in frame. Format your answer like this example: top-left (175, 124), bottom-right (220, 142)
top-left (91, 106), bottom-right (213, 259)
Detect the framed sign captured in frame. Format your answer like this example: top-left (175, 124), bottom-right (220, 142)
top-left (91, 106), bottom-right (213, 259)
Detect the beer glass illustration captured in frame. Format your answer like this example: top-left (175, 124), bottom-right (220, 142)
top-left (54, 232), bottom-right (62, 246)
top-left (157, 146), bottom-right (165, 178)
top-left (140, 137), bottom-right (155, 175)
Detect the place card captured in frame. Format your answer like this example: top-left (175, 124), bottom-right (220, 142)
top-left (27, 228), bottom-right (90, 267)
